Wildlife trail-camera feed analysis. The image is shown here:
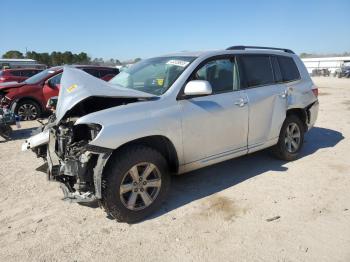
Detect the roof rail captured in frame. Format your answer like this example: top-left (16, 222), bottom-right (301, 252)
top-left (226, 45), bottom-right (295, 54)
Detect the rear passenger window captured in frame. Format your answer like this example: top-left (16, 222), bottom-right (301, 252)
top-left (240, 56), bottom-right (274, 87)
top-left (10, 71), bottom-right (22, 77)
top-left (277, 56), bottom-right (300, 82)
top-left (192, 58), bottom-right (239, 93)
top-left (22, 70), bottom-right (35, 77)
top-left (99, 69), bottom-right (118, 78)
top-left (271, 56), bottom-right (283, 83)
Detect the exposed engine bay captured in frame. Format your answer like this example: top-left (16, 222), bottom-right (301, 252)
top-left (47, 119), bottom-right (111, 202)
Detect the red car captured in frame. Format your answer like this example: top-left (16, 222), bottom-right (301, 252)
top-left (0, 65), bottom-right (119, 120)
top-left (0, 68), bottom-right (43, 83)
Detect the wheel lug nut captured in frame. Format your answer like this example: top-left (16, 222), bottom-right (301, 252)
top-left (134, 188), bottom-right (138, 192)
top-left (139, 177), bottom-right (143, 182)
top-left (143, 181), bottom-right (147, 185)
top-left (133, 182), bottom-right (137, 186)
top-left (140, 188), bottom-right (144, 192)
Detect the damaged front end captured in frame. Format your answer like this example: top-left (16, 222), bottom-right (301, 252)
top-left (23, 66), bottom-right (156, 203)
top-left (47, 121), bottom-right (112, 202)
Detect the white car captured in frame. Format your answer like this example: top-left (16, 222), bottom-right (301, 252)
top-left (23, 46), bottom-right (319, 223)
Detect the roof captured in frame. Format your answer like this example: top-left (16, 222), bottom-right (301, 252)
top-left (2, 68), bottom-right (42, 71)
top-left (163, 48), bottom-right (296, 59)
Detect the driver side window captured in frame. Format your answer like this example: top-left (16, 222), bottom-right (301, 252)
top-left (192, 58), bottom-right (239, 94)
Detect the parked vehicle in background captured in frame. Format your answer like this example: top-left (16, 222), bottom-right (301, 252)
top-left (311, 68), bottom-right (330, 77)
top-left (0, 58), bottom-right (46, 70)
top-left (23, 46), bottom-right (319, 223)
top-left (334, 66), bottom-right (350, 78)
top-left (0, 68), bottom-right (43, 83)
top-left (0, 65), bottom-right (119, 120)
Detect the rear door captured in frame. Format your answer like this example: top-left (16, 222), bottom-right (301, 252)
top-left (238, 55), bottom-right (287, 150)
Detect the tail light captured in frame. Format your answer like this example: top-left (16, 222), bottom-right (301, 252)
top-left (312, 85), bottom-right (318, 97)
top-left (0, 77), bottom-right (5, 81)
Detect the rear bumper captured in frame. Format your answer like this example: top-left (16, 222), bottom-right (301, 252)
top-left (307, 100), bottom-right (319, 130)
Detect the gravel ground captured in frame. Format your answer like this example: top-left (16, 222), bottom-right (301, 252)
top-left (0, 77), bottom-right (349, 262)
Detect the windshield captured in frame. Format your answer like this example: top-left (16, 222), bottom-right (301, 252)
top-left (109, 56), bottom-right (196, 95)
top-left (25, 68), bottom-right (60, 84)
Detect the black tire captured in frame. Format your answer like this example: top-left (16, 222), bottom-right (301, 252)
top-left (272, 115), bottom-right (305, 161)
top-left (15, 99), bottom-right (42, 121)
top-left (101, 145), bottom-right (170, 223)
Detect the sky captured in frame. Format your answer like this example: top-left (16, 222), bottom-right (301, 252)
top-left (1, 0), bottom-right (350, 60)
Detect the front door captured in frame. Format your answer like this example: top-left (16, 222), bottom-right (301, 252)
top-left (180, 57), bottom-right (249, 164)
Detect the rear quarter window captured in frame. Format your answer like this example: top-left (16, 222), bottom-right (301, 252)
top-left (240, 55), bottom-right (274, 87)
top-left (277, 56), bottom-right (300, 82)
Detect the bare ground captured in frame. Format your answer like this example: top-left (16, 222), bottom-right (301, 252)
top-left (0, 77), bottom-right (349, 262)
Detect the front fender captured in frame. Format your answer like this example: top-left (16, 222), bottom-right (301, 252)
top-left (74, 99), bottom-right (184, 164)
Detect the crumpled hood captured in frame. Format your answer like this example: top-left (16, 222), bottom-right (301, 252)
top-left (56, 66), bottom-right (155, 122)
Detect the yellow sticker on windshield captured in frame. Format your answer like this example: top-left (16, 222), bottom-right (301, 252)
top-left (67, 84), bottom-right (78, 93)
top-left (156, 79), bottom-right (164, 86)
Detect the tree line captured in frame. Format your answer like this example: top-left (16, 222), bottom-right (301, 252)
top-left (1, 50), bottom-right (141, 66)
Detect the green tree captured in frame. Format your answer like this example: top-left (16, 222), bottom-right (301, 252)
top-left (2, 50), bottom-right (24, 59)
top-left (62, 51), bottom-right (74, 64)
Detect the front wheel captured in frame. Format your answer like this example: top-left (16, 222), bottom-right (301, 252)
top-left (102, 145), bottom-right (170, 223)
top-left (15, 100), bottom-right (41, 121)
top-left (272, 115), bottom-right (305, 161)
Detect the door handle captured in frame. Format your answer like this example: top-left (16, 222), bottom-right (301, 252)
top-left (234, 98), bottom-right (248, 107)
top-left (280, 90), bottom-right (288, 99)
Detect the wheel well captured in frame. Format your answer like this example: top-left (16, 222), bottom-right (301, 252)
top-left (287, 108), bottom-right (308, 131)
top-left (15, 97), bottom-right (43, 111)
top-left (113, 135), bottom-right (179, 173)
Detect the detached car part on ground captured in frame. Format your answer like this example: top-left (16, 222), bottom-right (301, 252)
top-left (0, 107), bottom-right (16, 140)
top-left (23, 47), bottom-right (319, 223)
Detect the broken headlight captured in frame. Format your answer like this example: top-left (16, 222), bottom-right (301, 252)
top-left (73, 123), bottom-right (102, 143)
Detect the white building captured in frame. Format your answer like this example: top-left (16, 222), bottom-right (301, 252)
top-left (0, 58), bottom-right (46, 69)
top-left (301, 57), bottom-right (350, 74)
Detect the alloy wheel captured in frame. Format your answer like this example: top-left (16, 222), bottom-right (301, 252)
top-left (17, 104), bottom-right (38, 120)
top-left (119, 162), bottom-right (162, 211)
top-left (284, 122), bottom-right (301, 153)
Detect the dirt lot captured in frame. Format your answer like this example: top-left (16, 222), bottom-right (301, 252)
top-left (0, 77), bottom-right (349, 262)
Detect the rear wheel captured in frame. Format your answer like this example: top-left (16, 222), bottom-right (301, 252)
top-left (272, 115), bottom-right (304, 161)
top-left (102, 145), bottom-right (170, 223)
top-left (15, 100), bottom-right (41, 120)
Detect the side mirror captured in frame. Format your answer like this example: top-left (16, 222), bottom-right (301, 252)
top-left (184, 80), bottom-right (212, 96)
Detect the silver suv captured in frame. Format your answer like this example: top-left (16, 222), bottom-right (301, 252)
top-left (23, 46), bottom-right (319, 223)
